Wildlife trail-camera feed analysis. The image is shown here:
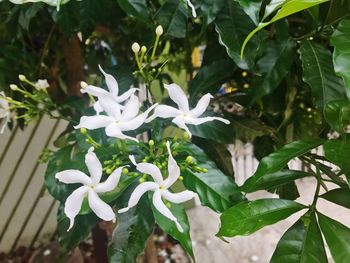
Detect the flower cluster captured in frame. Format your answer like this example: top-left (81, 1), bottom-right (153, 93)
top-left (0, 92), bottom-right (10, 134)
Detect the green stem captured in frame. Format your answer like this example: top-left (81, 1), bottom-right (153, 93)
top-left (150, 34), bottom-right (160, 62)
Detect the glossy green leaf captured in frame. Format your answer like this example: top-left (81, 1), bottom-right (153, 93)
top-left (117, 0), bottom-right (150, 23)
top-left (241, 0), bottom-right (330, 56)
top-left (251, 139), bottom-right (324, 181)
top-left (217, 199), bottom-right (305, 237)
top-left (150, 200), bottom-right (194, 259)
top-left (320, 188), bottom-right (350, 209)
top-left (318, 213), bottom-right (350, 263)
top-left (325, 1), bottom-right (350, 26)
top-left (324, 140), bottom-right (350, 180)
top-left (200, 0), bottom-right (225, 25)
top-left (249, 38), bottom-right (295, 102)
top-left (331, 19), bottom-right (350, 99)
top-left (214, 1), bottom-right (262, 69)
top-left (270, 213), bottom-right (327, 263)
top-left (155, 0), bottom-right (187, 38)
top-left (241, 170), bottom-right (310, 193)
top-left (263, 0), bottom-right (289, 20)
top-left (108, 197), bottom-right (155, 263)
top-left (299, 40), bottom-right (345, 109)
top-left (324, 100), bottom-right (350, 133)
top-left (235, 0), bottom-right (262, 25)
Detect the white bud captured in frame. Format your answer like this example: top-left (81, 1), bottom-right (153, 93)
top-left (10, 84), bottom-right (19, 91)
top-left (80, 81), bottom-right (88, 89)
top-left (141, 46), bottom-right (147, 53)
top-left (132, 42), bottom-right (140, 53)
top-left (34, 79), bottom-right (49, 90)
top-left (18, 74), bottom-right (26, 81)
top-left (155, 25), bottom-right (163, 36)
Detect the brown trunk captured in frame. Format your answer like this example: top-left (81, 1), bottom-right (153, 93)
top-left (92, 225), bottom-right (109, 263)
top-left (145, 235), bottom-right (158, 263)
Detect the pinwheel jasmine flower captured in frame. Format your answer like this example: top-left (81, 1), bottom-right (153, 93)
top-left (34, 79), bottom-right (50, 90)
top-left (147, 83), bottom-right (230, 137)
top-left (75, 95), bottom-right (157, 142)
top-left (81, 65), bottom-right (137, 114)
top-left (0, 92), bottom-right (10, 134)
top-left (186, 0), bottom-right (197, 18)
top-left (55, 147), bottom-right (124, 231)
top-left (118, 141), bottom-right (197, 232)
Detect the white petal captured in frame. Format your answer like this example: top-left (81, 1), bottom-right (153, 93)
top-left (164, 84), bottom-right (189, 112)
top-left (146, 105), bottom-right (181, 123)
top-left (121, 95), bottom-right (141, 121)
top-left (163, 141), bottom-right (181, 188)
top-left (172, 116), bottom-right (192, 137)
top-left (105, 123), bottom-right (139, 142)
top-left (135, 163), bottom-right (163, 185)
top-left (152, 190), bottom-right (183, 232)
top-left (99, 65), bottom-right (119, 97)
top-left (74, 115), bottom-right (113, 130)
top-left (85, 147), bottom-right (102, 185)
top-left (93, 101), bottom-right (103, 114)
top-left (83, 85), bottom-right (109, 97)
top-left (119, 103), bottom-right (157, 131)
top-left (88, 190), bottom-right (116, 222)
top-left (64, 186), bottom-right (89, 231)
top-left (186, 116), bottom-right (230, 125)
top-left (98, 95), bottom-right (121, 119)
top-left (115, 88), bottom-right (138, 103)
top-left (190, 93), bottom-right (213, 117)
top-left (118, 182), bottom-right (158, 213)
top-left (56, 170), bottom-right (92, 185)
top-left (186, 0), bottom-right (197, 17)
top-left (162, 190), bottom-right (196, 204)
top-left (95, 167), bottom-right (123, 193)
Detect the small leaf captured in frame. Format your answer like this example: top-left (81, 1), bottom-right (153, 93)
top-left (200, 0), bottom-right (225, 25)
top-left (324, 99), bottom-right (350, 133)
top-left (318, 212), bottom-right (350, 263)
top-left (117, 0), bottom-right (150, 23)
top-left (217, 199), bottom-right (305, 237)
top-left (324, 140), bottom-right (350, 181)
top-left (299, 40), bottom-right (345, 109)
top-left (320, 188), bottom-right (350, 209)
top-left (235, 0), bottom-right (262, 25)
top-left (270, 213), bottom-right (328, 263)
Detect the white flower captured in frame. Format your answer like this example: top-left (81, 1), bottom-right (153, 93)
top-left (0, 92), bottom-right (10, 134)
top-left (75, 94), bottom-right (157, 142)
top-left (34, 79), bottom-right (50, 90)
top-left (186, 0), bottom-right (197, 18)
top-left (146, 83), bottom-right (230, 137)
top-left (81, 65), bottom-right (137, 114)
top-left (118, 141), bottom-right (197, 232)
top-left (55, 147), bottom-right (124, 231)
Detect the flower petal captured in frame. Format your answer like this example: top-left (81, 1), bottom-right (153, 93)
top-left (99, 65), bottom-right (119, 97)
top-left (121, 95), bottom-right (141, 121)
top-left (135, 163), bottom-right (163, 185)
top-left (163, 141), bottom-right (181, 188)
top-left (119, 103), bottom-right (157, 131)
top-left (74, 115), bottom-right (113, 130)
top-left (116, 88), bottom-right (138, 103)
top-left (186, 116), bottom-right (230, 125)
top-left (172, 116), bottom-right (192, 137)
top-left (164, 84), bottom-right (189, 112)
top-left (95, 167), bottom-right (124, 193)
top-left (64, 186), bottom-right (89, 231)
top-left (98, 95), bottom-right (121, 119)
top-left (162, 189), bottom-right (196, 204)
top-left (85, 147), bottom-right (102, 185)
top-left (118, 182), bottom-right (158, 213)
top-left (152, 190), bottom-right (183, 232)
top-left (105, 123), bottom-right (139, 142)
top-left (189, 93), bottom-right (213, 117)
top-left (83, 85), bottom-right (109, 97)
top-left (146, 105), bottom-right (181, 123)
top-left (186, 0), bottom-right (197, 17)
top-left (93, 101), bottom-right (104, 114)
top-left (88, 190), bottom-right (116, 222)
top-left (56, 170), bottom-right (92, 185)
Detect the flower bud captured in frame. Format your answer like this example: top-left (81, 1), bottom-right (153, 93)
top-left (132, 42), bottom-right (140, 53)
top-left (155, 25), bottom-right (163, 36)
top-left (202, 168), bottom-right (208, 173)
top-left (122, 168), bottom-right (129, 174)
top-left (178, 176), bottom-right (184, 181)
top-left (139, 178), bottom-right (146, 183)
top-left (80, 128), bottom-right (88, 135)
top-left (148, 140), bottom-right (154, 147)
top-left (106, 168), bottom-right (112, 174)
top-left (10, 84), bottom-right (19, 91)
top-left (18, 74), bottom-right (26, 81)
top-left (141, 46), bottom-right (147, 53)
top-left (80, 81), bottom-right (88, 89)
top-left (183, 132), bottom-right (189, 139)
top-left (186, 156), bottom-right (193, 164)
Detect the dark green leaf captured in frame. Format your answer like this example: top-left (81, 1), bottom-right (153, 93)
top-left (320, 188), bottom-right (350, 209)
top-left (155, 0), bottom-right (187, 38)
top-left (241, 170), bottom-right (310, 193)
top-left (325, 1), bottom-right (350, 25)
top-left (324, 140), bottom-right (350, 181)
top-left (235, 0), bottom-right (262, 25)
top-left (270, 213), bottom-right (327, 263)
top-left (117, 0), bottom-right (150, 23)
top-left (318, 212), bottom-right (350, 263)
top-left (331, 19), bottom-right (350, 99)
top-left (200, 0), bottom-right (225, 25)
top-left (324, 100), bottom-right (350, 133)
top-left (217, 199), bottom-right (305, 237)
top-left (299, 40), bottom-right (345, 109)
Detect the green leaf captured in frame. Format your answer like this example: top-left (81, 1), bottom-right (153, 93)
top-left (117, 0), bottom-right (150, 23)
top-left (189, 59), bottom-right (235, 99)
top-left (324, 99), bottom-right (350, 133)
top-left (241, 170), bottom-right (310, 193)
top-left (200, 0), bottom-right (225, 25)
top-left (324, 140), bottom-right (350, 181)
top-left (235, 0), bottom-right (262, 25)
top-left (299, 40), bottom-right (345, 109)
top-left (181, 144), bottom-right (244, 212)
top-left (325, 1), bottom-right (350, 25)
top-left (249, 38), bottom-right (295, 102)
top-left (331, 19), bottom-right (350, 99)
top-left (320, 188), bottom-right (350, 209)
top-left (251, 139), bottom-right (324, 181)
top-left (318, 212), bottom-right (350, 263)
top-left (214, 1), bottom-right (262, 69)
top-left (217, 199), bottom-right (305, 237)
top-left (108, 197), bottom-right (155, 263)
top-left (270, 213), bottom-right (328, 263)
top-left (150, 200), bottom-right (194, 259)
top-left (241, 0), bottom-right (330, 56)
top-left (155, 0), bottom-right (187, 38)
